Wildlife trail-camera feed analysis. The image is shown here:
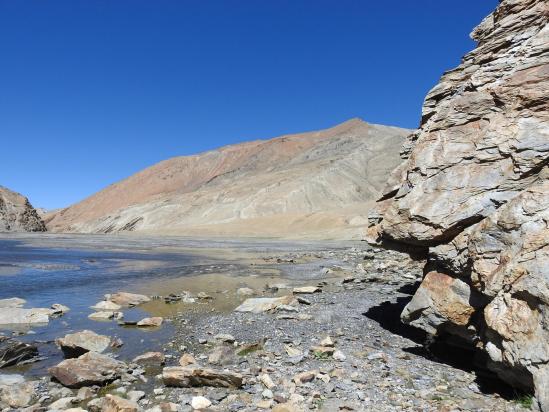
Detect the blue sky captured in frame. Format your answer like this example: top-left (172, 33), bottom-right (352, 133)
top-left (1, 1), bottom-right (497, 209)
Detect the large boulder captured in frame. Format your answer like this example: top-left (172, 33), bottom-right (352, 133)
top-left (55, 330), bottom-right (111, 358)
top-left (367, 0), bottom-right (549, 409)
top-left (0, 186), bottom-right (45, 232)
top-left (48, 351), bottom-right (127, 388)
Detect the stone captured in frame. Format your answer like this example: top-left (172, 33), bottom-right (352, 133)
top-left (333, 350), bottom-right (346, 362)
top-left (179, 353), bottom-right (197, 366)
top-left (127, 390), bottom-right (146, 402)
top-left (292, 286), bottom-right (321, 294)
top-left (0, 307), bottom-right (51, 325)
top-left (107, 292), bottom-right (150, 307)
top-left (48, 396), bottom-right (78, 410)
top-left (133, 351), bottom-right (165, 366)
top-left (293, 370), bottom-right (316, 384)
top-left (284, 345), bottom-right (302, 357)
top-left (319, 336), bottom-right (334, 347)
top-left (214, 333), bottom-right (235, 343)
top-left (256, 399), bottom-right (273, 409)
top-left (91, 300), bottom-right (122, 311)
top-left (88, 311), bottom-right (116, 321)
top-left (234, 296), bottom-right (294, 313)
top-left (102, 394), bottom-right (139, 412)
top-left (0, 297), bottom-right (26, 308)
top-left (51, 303), bottom-right (70, 314)
top-left (76, 386), bottom-right (94, 400)
top-left (0, 380), bottom-right (36, 408)
top-left (56, 330), bottom-right (111, 358)
top-left (197, 292), bottom-right (213, 300)
top-left (191, 395), bottom-right (211, 410)
top-left (162, 366), bottom-right (243, 388)
top-left (48, 351), bottom-right (127, 388)
top-left (0, 339), bottom-right (38, 367)
top-left (366, 0), bottom-right (549, 408)
top-left (260, 373), bottom-right (275, 389)
top-left (236, 287), bottom-right (255, 296)
top-left (136, 317), bottom-right (163, 327)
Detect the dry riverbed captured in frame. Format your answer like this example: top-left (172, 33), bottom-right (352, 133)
top-left (0, 236), bottom-right (533, 411)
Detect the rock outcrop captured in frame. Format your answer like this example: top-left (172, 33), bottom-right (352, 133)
top-left (367, 0), bottom-right (548, 409)
top-left (0, 186), bottom-right (45, 232)
top-left (45, 119), bottom-right (411, 239)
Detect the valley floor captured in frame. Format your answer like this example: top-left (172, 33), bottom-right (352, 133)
top-left (0, 235), bottom-right (531, 411)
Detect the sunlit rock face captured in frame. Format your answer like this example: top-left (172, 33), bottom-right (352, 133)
top-left (367, 0), bottom-right (549, 408)
top-left (0, 186), bottom-right (45, 232)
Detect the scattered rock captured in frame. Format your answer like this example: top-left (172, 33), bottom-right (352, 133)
top-left (293, 286), bottom-right (321, 294)
top-left (236, 287), bottom-right (255, 296)
top-left (0, 379), bottom-right (36, 408)
top-left (137, 317), bottom-right (163, 327)
top-left (0, 307), bottom-right (51, 325)
top-left (91, 300), bottom-right (122, 311)
top-left (163, 366), bottom-right (243, 388)
top-left (56, 330), bottom-right (111, 358)
top-left (191, 395), bottom-right (211, 410)
top-left (49, 351), bottom-right (127, 388)
top-left (179, 353), bottom-right (197, 366)
top-left (260, 373), bottom-right (275, 389)
top-left (51, 303), bottom-right (70, 315)
top-left (103, 394), bottom-right (139, 412)
top-left (133, 351), bottom-right (165, 366)
top-left (214, 333), bottom-right (235, 343)
top-left (88, 311), bottom-right (117, 321)
top-left (197, 292), bottom-right (213, 300)
top-left (234, 296), bottom-right (294, 313)
top-left (0, 298), bottom-right (26, 308)
top-left (107, 292), bottom-right (150, 307)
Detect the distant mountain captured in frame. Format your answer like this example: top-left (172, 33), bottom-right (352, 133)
top-left (0, 186), bottom-right (46, 232)
top-left (46, 118), bottom-right (411, 239)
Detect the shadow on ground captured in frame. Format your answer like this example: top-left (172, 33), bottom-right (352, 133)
top-left (362, 282), bottom-right (528, 400)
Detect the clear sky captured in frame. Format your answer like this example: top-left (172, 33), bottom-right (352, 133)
top-left (1, 1), bottom-right (498, 209)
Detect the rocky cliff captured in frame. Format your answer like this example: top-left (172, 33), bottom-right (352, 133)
top-left (46, 119), bottom-right (410, 239)
top-left (0, 186), bottom-right (46, 232)
top-left (367, 0), bottom-right (548, 408)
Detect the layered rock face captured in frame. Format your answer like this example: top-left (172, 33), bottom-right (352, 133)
top-left (367, 0), bottom-right (549, 408)
top-left (46, 119), bottom-right (410, 239)
top-left (0, 186), bottom-right (46, 232)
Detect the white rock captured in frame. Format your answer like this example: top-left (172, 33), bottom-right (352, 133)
top-left (191, 395), bottom-right (211, 410)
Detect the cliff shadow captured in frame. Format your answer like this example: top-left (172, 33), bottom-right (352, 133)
top-left (362, 294), bottom-right (526, 400)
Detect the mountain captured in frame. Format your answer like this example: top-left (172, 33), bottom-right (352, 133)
top-left (0, 186), bottom-right (46, 232)
top-left (367, 0), bottom-right (548, 408)
top-left (45, 118), bottom-right (411, 239)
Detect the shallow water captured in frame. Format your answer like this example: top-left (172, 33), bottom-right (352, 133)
top-left (0, 234), bottom-right (355, 377)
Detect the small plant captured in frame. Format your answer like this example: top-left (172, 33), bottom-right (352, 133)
top-left (312, 350), bottom-right (331, 360)
top-left (312, 397), bottom-right (325, 409)
top-left (514, 394), bottom-right (534, 409)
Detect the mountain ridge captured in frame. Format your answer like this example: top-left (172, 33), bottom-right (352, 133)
top-left (46, 118), bottom-right (411, 238)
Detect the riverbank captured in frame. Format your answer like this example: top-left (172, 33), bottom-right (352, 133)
top-left (0, 235), bottom-right (531, 411)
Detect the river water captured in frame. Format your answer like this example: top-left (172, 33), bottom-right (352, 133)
top-left (0, 234), bottom-right (352, 377)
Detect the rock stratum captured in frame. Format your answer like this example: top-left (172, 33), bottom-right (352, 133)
top-left (46, 119), bottom-right (410, 239)
top-left (368, 0), bottom-right (548, 409)
top-left (0, 186), bottom-right (46, 232)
